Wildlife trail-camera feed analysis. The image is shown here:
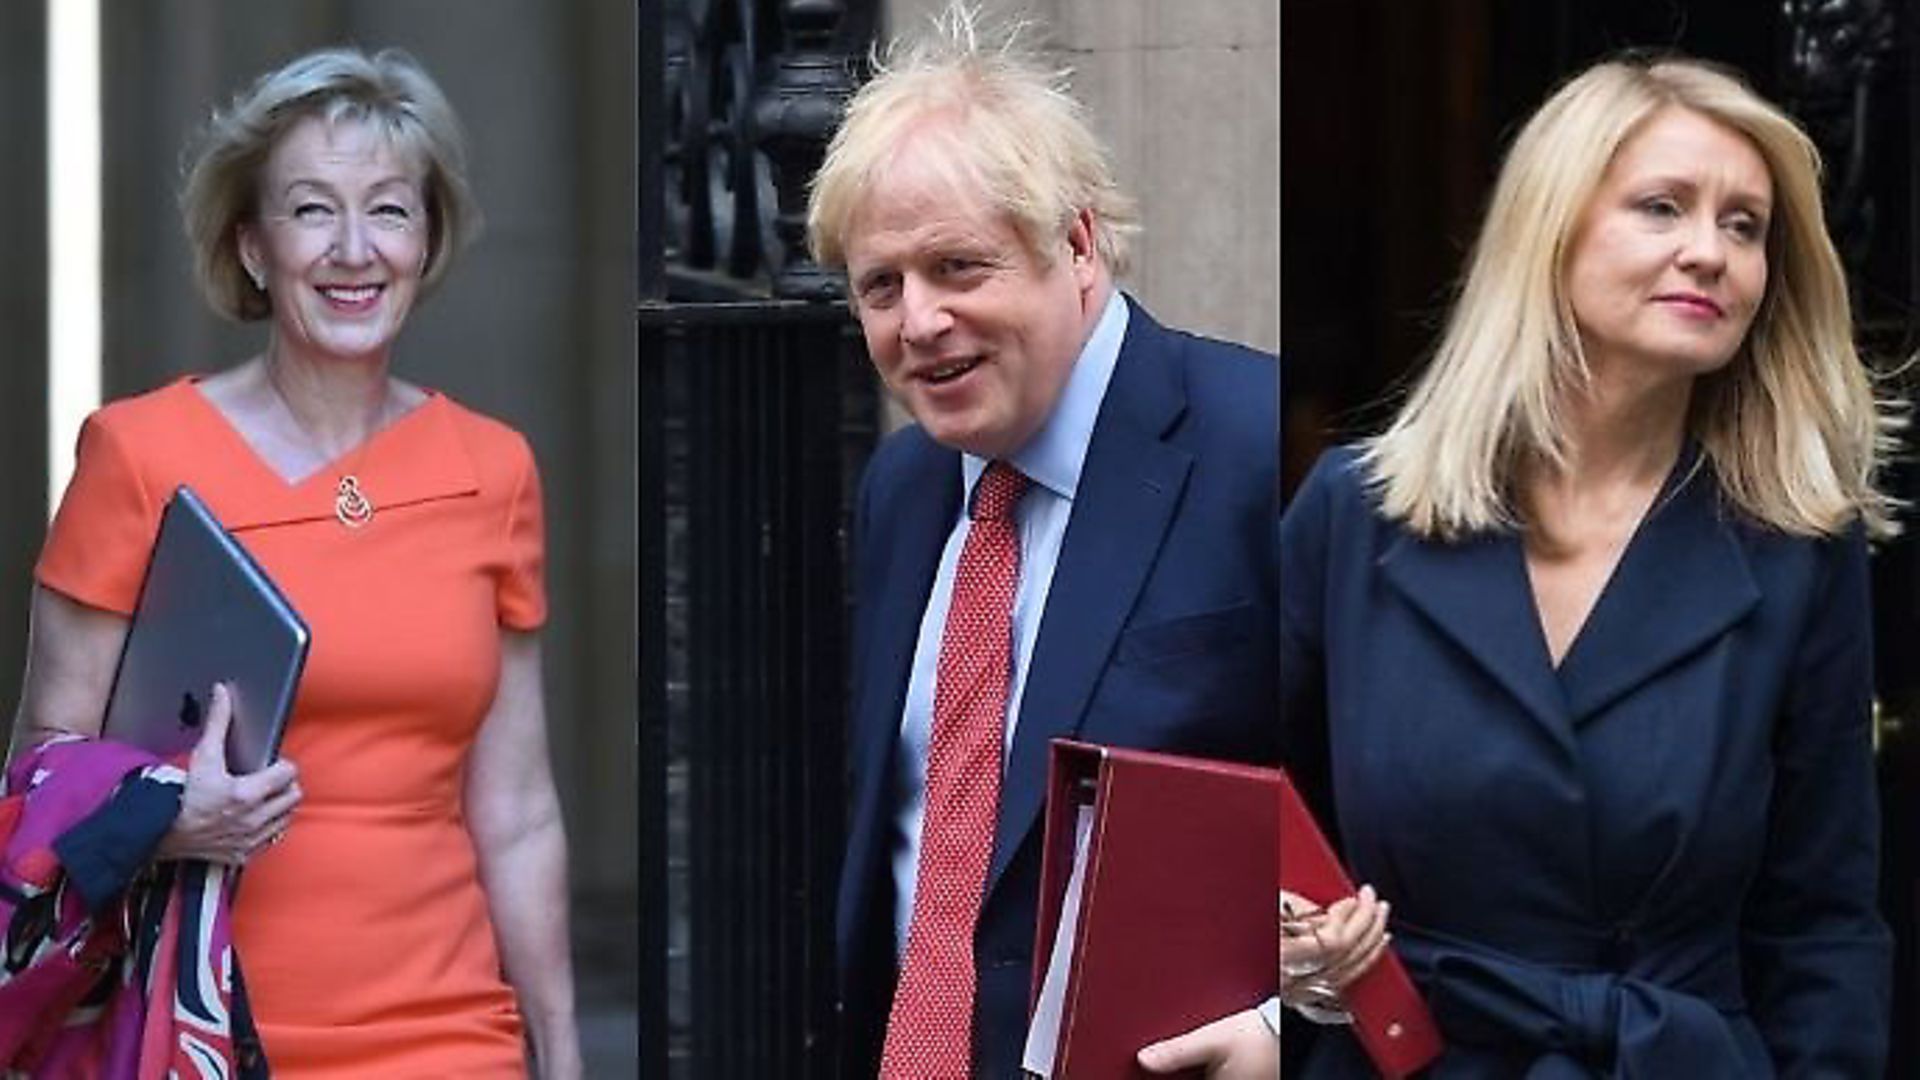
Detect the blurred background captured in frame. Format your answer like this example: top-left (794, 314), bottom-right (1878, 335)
top-left (0, 2), bottom-right (636, 1074)
top-left (641, 0), bottom-right (1275, 1073)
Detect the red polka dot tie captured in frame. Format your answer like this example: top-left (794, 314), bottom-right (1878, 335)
top-left (880, 462), bottom-right (1030, 1078)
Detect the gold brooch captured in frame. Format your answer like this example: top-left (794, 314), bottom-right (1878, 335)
top-left (335, 475), bottom-right (374, 528)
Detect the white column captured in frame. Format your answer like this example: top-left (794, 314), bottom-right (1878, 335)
top-left (47, 0), bottom-right (101, 515)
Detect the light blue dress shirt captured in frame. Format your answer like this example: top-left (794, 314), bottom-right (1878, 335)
top-left (890, 290), bottom-right (1129, 953)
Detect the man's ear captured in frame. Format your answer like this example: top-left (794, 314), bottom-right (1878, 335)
top-left (1065, 208), bottom-right (1099, 288)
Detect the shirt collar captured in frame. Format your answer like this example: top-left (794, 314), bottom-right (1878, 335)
top-left (961, 289), bottom-right (1128, 506)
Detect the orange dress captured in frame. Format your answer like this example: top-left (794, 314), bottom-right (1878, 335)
top-left (37, 377), bottom-right (544, 1078)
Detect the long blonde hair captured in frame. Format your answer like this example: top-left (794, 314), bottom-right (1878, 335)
top-left (1362, 56), bottom-right (1900, 540)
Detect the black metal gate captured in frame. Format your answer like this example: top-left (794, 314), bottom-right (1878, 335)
top-left (641, 1), bottom-right (881, 1075)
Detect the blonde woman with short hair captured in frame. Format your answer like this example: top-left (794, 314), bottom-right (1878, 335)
top-left (11, 48), bottom-right (578, 1078)
top-left (1281, 55), bottom-right (1895, 1075)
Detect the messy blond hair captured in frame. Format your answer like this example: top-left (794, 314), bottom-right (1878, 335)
top-left (807, 2), bottom-right (1139, 275)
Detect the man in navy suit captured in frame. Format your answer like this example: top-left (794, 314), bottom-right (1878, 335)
top-left (806, 7), bottom-right (1280, 1077)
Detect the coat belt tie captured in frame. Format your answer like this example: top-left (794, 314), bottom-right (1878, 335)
top-left (1395, 921), bottom-right (1753, 1078)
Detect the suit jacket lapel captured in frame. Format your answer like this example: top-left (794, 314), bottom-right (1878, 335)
top-left (1557, 460), bottom-right (1760, 723)
top-left (1381, 530), bottom-right (1576, 753)
top-left (991, 306), bottom-right (1193, 888)
top-left (845, 439), bottom-right (959, 915)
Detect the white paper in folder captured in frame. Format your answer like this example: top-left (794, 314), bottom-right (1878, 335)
top-left (1020, 803), bottom-right (1096, 1077)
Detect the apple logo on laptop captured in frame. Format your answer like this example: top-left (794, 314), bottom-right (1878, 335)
top-left (178, 690), bottom-right (203, 730)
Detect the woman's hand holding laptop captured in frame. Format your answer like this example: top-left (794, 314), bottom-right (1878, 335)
top-left (155, 682), bottom-right (302, 866)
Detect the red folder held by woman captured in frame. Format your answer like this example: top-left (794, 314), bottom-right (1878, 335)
top-left (1280, 769), bottom-right (1443, 1077)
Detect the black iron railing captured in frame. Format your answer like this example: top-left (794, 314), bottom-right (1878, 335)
top-left (642, 1), bottom-right (880, 1074)
top-left (651, 303), bottom-right (874, 1076)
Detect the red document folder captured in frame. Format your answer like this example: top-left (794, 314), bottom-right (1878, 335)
top-left (1026, 740), bottom-right (1279, 1078)
top-left (1279, 769), bottom-right (1443, 1077)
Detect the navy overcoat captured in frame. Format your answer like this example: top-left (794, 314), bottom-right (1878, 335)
top-left (1281, 446), bottom-right (1890, 1077)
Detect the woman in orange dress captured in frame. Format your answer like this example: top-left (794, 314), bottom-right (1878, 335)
top-left (9, 47), bottom-right (580, 1078)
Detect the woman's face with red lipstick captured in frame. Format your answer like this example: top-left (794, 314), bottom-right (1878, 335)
top-left (239, 116), bottom-right (429, 364)
top-left (1564, 106), bottom-right (1773, 386)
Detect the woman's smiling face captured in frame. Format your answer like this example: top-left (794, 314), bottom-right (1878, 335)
top-left (240, 115), bottom-right (431, 364)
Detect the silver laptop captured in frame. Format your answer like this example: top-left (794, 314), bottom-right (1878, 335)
top-left (101, 485), bottom-right (310, 774)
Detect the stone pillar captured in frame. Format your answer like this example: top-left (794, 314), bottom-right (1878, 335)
top-left (0, 2), bottom-right (48, 747)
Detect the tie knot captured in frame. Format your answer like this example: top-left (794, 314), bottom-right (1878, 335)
top-left (971, 462), bottom-right (1029, 522)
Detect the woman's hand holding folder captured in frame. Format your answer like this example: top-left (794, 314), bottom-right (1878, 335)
top-left (1281, 885), bottom-right (1392, 1020)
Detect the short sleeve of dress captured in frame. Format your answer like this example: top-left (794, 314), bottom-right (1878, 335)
top-left (497, 436), bottom-right (547, 631)
top-left (36, 413), bottom-right (162, 615)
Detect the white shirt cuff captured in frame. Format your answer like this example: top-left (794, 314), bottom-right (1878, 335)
top-left (1257, 996), bottom-right (1283, 1035)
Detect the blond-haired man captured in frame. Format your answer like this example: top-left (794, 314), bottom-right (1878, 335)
top-left (810, 7), bottom-right (1281, 1076)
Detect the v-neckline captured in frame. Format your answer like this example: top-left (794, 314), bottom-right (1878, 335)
top-left (1529, 446), bottom-right (1702, 675)
top-left (181, 375), bottom-right (441, 491)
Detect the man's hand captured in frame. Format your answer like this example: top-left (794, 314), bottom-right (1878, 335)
top-left (1136, 1009), bottom-right (1278, 1078)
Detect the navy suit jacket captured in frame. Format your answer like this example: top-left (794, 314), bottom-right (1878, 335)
top-left (836, 297), bottom-right (1280, 1077)
top-left (1281, 447), bottom-right (1890, 1077)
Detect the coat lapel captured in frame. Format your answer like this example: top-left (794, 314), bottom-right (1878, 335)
top-left (990, 307), bottom-right (1193, 888)
top-left (1379, 450), bottom-right (1762, 745)
top-left (1381, 530), bottom-right (1575, 753)
top-left (847, 439), bottom-right (960, 851)
top-left (1556, 460), bottom-right (1760, 723)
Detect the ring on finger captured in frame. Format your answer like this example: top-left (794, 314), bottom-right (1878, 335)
top-left (1280, 929), bottom-right (1328, 979)
top-left (1281, 951), bottom-right (1327, 979)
